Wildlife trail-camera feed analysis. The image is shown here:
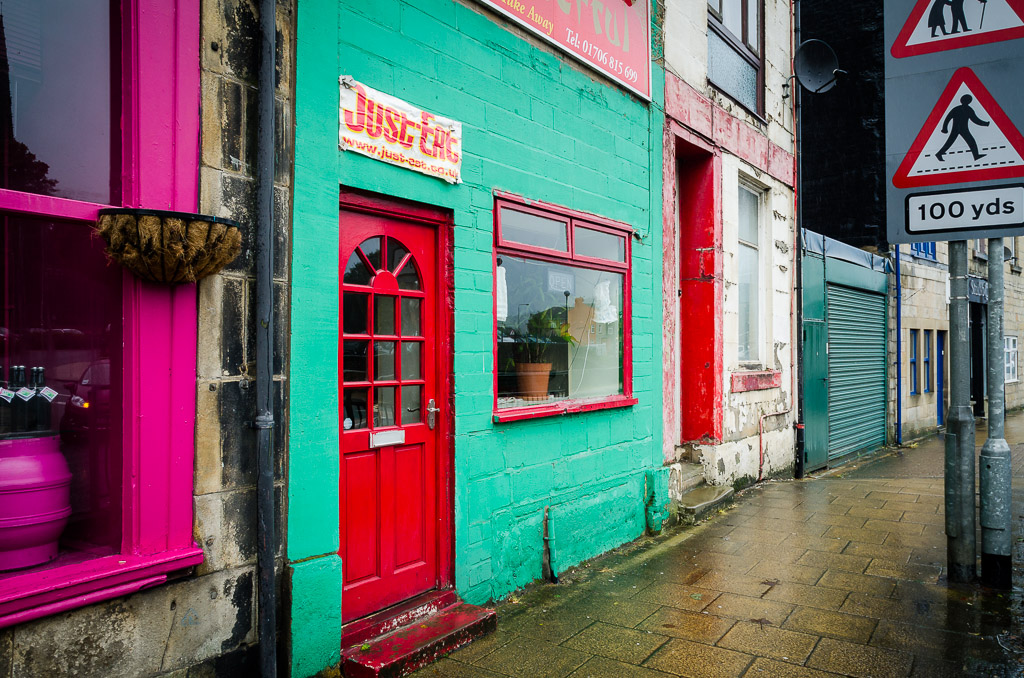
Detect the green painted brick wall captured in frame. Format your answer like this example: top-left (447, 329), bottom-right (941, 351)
top-left (288, 555), bottom-right (343, 675)
top-left (289, 1), bottom-right (666, 670)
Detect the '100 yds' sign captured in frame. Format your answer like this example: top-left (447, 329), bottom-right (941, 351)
top-left (478, 0), bottom-right (651, 100)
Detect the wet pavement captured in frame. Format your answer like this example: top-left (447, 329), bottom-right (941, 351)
top-left (412, 412), bottom-right (1024, 677)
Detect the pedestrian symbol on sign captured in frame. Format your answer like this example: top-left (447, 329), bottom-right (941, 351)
top-left (892, 0), bottom-right (1024, 57)
top-left (935, 95), bottom-right (990, 162)
top-left (893, 68), bottom-right (1024, 188)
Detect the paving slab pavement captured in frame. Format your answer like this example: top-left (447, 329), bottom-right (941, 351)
top-left (411, 411), bottom-right (1024, 677)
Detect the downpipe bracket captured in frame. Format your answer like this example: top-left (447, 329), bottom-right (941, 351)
top-left (252, 412), bottom-right (275, 430)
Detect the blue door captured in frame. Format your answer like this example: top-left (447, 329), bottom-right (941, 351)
top-left (937, 330), bottom-right (945, 426)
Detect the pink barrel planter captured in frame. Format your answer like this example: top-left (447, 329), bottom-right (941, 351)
top-left (0, 436), bottom-right (72, 571)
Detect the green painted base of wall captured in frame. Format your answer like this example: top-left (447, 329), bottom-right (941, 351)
top-left (288, 555), bottom-right (343, 678)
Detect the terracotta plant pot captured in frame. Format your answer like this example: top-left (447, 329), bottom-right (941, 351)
top-left (95, 208), bottom-right (243, 284)
top-left (0, 436), bottom-right (72, 571)
top-left (515, 363), bottom-right (552, 402)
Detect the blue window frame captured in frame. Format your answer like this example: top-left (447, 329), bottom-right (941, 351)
top-left (910, 329), bottom-right (919, 395)
top-left (910, 242), bottom-right (936, 260)
top-left (923, 330), bottom-right (932, 393)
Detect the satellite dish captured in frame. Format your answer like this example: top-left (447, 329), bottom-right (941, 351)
top-left (794, 39), bottom-right (845, 94)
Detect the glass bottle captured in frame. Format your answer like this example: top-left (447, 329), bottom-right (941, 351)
top-left (12, 366), bottom-right (26, 433)
top-left (0, 365), bottom-right (9, 435)
top-left (35, 367), bottom-right (51, 432)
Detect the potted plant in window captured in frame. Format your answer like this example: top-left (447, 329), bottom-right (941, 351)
top-left (514, 306), bottom-right (577, 401)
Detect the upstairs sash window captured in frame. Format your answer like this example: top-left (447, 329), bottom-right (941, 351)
top-left (707, 0), bottom-right (763, 114)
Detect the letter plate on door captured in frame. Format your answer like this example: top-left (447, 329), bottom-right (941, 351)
top-left (369, 429), bottom-right (406, 448)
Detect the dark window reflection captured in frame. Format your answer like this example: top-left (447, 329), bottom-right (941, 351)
top-left (0, 216), bottom-right (123, 567)
top-left (0, 1), bottom-right (114, 204)
top-left (343, 389), bottom-right (368, 431)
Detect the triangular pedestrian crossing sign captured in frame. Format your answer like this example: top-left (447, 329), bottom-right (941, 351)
top-left (893, 67), bottom-right (1024, 188)
top-left (891, 0), bottom-right (1024, 58)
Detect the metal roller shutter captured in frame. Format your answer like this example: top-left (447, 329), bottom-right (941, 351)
top-left (827, 283), bottom-right (887, 460)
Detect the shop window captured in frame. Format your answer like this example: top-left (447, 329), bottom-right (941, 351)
top-left (2, 218), bottom-right (124, 556)
top-left (923, 330), bottom-right (932, 393)
top-left (737, 184), bottom-right (761, 364)
top-left (493, 196), bottom-right (634, 421)
top-left (707, 0), bottom-right (763, 114)
top-left (910, 242), bottom-right (936, 260)
top-left (1006, 336), bottom-right (1018, 384)
top-left (909, 329), bottom-right (919, 395)
top-left (0, 0), bottom-right (201, 627)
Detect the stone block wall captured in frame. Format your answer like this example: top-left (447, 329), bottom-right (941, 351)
top-left (896, 236), bottom-right (1024, 442)
top-left (896, 246), bottom-right (948, 440)
top-left (1004, 239), bottom-right (1024, 409)
top-left (193, 0), bottom-right (294, 666)
top-left (969, 238), bottom-right (1024, 412)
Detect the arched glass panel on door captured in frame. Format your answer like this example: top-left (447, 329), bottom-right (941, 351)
top-left (341, 236), bottom-right (424, 431)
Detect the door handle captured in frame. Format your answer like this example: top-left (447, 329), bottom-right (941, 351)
top-left (426, 398), bottom-right (440, 430)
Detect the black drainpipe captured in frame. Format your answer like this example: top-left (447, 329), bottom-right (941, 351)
top-left (255, 0), bottom-right (277, 674)
top-left (793, 0), bottom-right (806, 479)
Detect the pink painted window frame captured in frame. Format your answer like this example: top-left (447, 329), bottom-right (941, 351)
top-left (492, 193), bottom-right (637, 423)
top-left (0, 0), bottom-right (202, 628)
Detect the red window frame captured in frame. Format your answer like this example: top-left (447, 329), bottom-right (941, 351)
top-left (0, 0), bottom-right (202, 627)
top-left (492, 192), bottom-right (636, 423)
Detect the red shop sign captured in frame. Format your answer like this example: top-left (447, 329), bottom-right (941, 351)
top-left (478, 0), bottom-right (651, 100)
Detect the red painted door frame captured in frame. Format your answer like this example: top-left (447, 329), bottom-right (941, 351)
top-left (664, 124), bottom-right (725, 451)
top-left (337, 189), bottom-right (454, 623)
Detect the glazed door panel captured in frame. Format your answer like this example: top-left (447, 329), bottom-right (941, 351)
top-left (339, 208), bottom-right (440, 623)
top-left (937, 330), bottom-right (946, 426)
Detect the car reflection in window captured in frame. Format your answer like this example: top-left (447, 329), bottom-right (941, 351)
top-left (60, 359), bottom-right (110, 445)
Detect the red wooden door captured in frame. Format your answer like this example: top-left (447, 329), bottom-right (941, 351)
top-left (339, 206), bottom-right (443, 622)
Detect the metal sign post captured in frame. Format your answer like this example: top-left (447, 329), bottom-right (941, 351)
top-left (981, 238), bottom-right (1013, 588)
top-left (945, 241), bottom-right (976, 583)
top-left (885, 0), bottom-right (1024, 586)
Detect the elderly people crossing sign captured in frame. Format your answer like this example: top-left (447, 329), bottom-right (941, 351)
top-left (886, 0), bottom-right (1024, 242)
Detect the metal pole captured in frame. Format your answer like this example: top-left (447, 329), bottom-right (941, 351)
top-left (794, 0), bottom-right (805, 479)
top-left (256, 0), bottom-right (278, 673)
top-left (896, 245), bottom-right (902, 445)
top-left (981, 237), bottom-right (1012, 588)
top-left (946, 240), bottom-right (976, 583)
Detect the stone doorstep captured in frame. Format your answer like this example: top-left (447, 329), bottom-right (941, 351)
top-left (670, 461), bottom-right (707, 499)
top-left (677, 485), bottom-right (735, 526)
top-left (343, 590), bottom-right (462, 650)
top-left (342, 600), bottom-right (497, 678)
